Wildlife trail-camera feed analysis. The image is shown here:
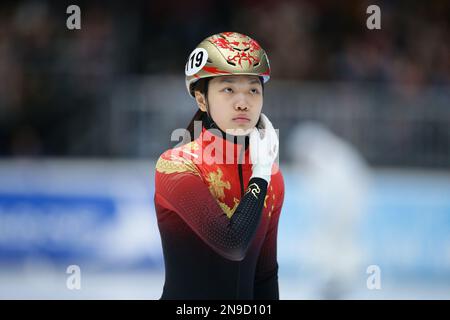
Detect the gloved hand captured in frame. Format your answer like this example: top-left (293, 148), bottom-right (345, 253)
top-left (249, 113), bottom-right (279, 184)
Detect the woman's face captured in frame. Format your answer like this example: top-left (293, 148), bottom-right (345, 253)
top-left (195, 75), bottom-right (263, 136)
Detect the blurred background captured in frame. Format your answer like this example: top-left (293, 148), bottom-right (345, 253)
top-left (0, 0), bottom-right (449, 299)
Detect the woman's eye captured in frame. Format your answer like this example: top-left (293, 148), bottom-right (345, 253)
top-left (223, 87), bottom-right (233, 93)
top-left (250, 88), bottom-right (260, 94)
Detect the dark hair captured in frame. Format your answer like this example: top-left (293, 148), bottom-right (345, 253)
top-left (184, 76), bottom-right (265, 143)
top-left (185, 79), bottom-right (209, 143)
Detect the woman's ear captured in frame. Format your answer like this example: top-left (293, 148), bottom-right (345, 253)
top-left (194, 91), bottom-right (207, 112)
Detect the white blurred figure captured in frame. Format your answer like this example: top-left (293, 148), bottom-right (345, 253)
top-left (289, 121), bottom-right (371, 299)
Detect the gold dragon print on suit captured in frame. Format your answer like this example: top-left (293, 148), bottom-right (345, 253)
top-left (205, 168), bottom-right (240, 219)
top-left (205, 168), bottom-right (230, 199)
top-left (263, 185), bottom-right (276, 218)
top-left (156, 154), bottom-right (200, 177)
top-left (218, 198), bottom-right (240, 219)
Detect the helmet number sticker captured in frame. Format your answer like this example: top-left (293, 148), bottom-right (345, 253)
top-left (185, 48), bottom-right (208, 76)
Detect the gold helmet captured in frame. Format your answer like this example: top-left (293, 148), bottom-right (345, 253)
top-left (185, 32), bottom-right (270, 97)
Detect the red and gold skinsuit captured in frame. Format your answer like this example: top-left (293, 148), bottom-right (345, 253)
top-left (154, 124), bottom-right (284, 299)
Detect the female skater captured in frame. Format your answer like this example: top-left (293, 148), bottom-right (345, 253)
top-left (154, 32), bottom-right (284, 299)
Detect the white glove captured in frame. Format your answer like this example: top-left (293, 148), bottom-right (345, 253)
top-left (249, 113), bottom-right (279, 184)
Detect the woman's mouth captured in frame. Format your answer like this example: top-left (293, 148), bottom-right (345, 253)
top-left (232, 116), bottom-right (251, 123)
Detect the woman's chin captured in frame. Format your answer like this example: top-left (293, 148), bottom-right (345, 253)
top-left (226, 127), bottom-right (253, 136)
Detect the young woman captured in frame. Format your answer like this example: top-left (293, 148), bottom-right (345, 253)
top-left (154, 32), bottom-right (285, 299)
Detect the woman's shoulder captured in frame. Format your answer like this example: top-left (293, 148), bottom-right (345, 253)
top-left (155, 141), bottom-right (202, 177)
top-left (157, 140), bottom-right (202, 163)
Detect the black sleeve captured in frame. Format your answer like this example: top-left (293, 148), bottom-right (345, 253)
top-left (155, 168), bottom-right (268, 261)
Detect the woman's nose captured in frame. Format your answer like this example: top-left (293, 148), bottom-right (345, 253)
top-left (235, 104), bottom-right (248, 111)
top-left (234, 95), bottom-right (249, 111)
